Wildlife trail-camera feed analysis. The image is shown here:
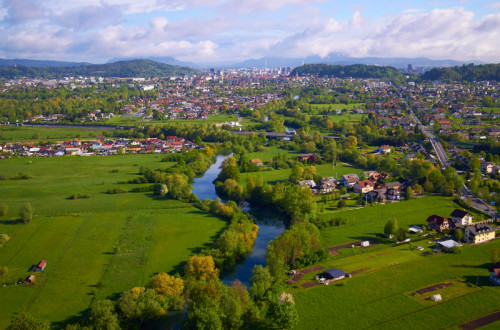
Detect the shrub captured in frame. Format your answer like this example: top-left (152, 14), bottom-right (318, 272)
top-left (0, 233), bottom-right (11, 248)
top-left (69, 193), bottom-right (91, 200)
top-left (107, 187), bottom-right (127, 194)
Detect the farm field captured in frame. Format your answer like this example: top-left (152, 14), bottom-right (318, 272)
top-left (291, 239), bottom-right (500, 329)
top-left (318, 196), bottom-right (485, 247)
top-left (0, 125), bottom-right (114, 142)
top-left (0, 154), bottom-right (227, 328)
top-left (103, 113), bottom-right (237, 125)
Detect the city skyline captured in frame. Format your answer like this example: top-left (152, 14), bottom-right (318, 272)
top-left (1, 0), bottom-right (500, 64)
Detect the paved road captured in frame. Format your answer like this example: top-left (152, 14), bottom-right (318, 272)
top-left (402, 91), bottom-right (497, 219)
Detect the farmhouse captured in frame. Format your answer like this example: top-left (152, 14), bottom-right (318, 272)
top-left (426, 215), bottom-right (450, 232)
top-left (489, 262), bottom-right (500, 286)
top-left (317, 268), bottom-right (350, 285)
top-left (33, 260), bottom-right (47, 272)
top-left (353, 180), bottom-right (375, 194)
top-left (450, 209), bottom-right (473, 226)
top-left (298, 153), bottom-right (316, 163)
top-left (387, 188), bottom-right (401, 201)
top-left (464, 224), bottom-right (496, 244)
top-left (340, 174), bottom-right (359, 187)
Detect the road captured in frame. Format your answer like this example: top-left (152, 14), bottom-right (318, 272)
top-left (402, 91), bottom-right (498, 219)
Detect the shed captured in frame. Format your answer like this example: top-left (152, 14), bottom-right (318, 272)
top-left (436, 240), bottom-right (459, 252)
top-left (431, 294), bottom-right (442, 301)
top-left (409, 225), bottom-right (422, 234)
top-left (34, 260), bottom-right (46, 272)
top-left (361, 241), bottom-right (370, 247)
top-left (317, 268), bottom-right (349, 285)
top-left (26, 275), bottom-right (36, 283)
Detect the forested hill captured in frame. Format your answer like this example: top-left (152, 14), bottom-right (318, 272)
top-left (421, 63), bottom-right (500, 82)
top-left (0, 59), bottom-right (197, 79)
top-left (290, 64), bottom-right (405, 81)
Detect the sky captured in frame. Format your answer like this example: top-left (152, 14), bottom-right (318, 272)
top-left (0, 0), bottom-right (500, 64)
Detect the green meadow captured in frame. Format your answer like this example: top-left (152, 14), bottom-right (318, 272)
top-left (290, 239), bottom-right (500, 329)
top-left (0, 154), bottom-right (226, 327)
top-left (104, 113), bottom-right (237, 125)
top-left (318, 196), bottom-right (485, 247)
top-left (0, 125), bottom-right (114, 143)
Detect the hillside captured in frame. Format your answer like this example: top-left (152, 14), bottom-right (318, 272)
top-left (422, 63), bottom-right (500, 82)
top-left (290, 64), bottom-right (406, 82)
top-left (0, 59), bottom-right (90, 67)
top-left (0, 59), bottom-right (197, 79)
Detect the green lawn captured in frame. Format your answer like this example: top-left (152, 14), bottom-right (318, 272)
top-left (291, 239), bottom-right (500, 329)
top-left (318, 196), bottom-right (484, 247)
top-left (0, 126), bottom-right (114, 143)
top-left (104, 114), bottom-right (237, 126)
top-left (0, 154), bottom-right (226, 327)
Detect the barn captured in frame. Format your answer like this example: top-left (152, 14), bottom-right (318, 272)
top-left (317, 268), bottom-right (350, 285)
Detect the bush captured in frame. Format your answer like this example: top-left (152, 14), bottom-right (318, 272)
top-left (11, 173), bottom-right (32, 180)
top-left (69, 193), bottom-right (91, 200)
top-left (0, 233), bottom-right (11, 248)
top-left (130, 185), bottom-right (155, 192)
top-left (107, 187), bottom-right (127, 194)
top-left (19, 203), bottom-right (34, 224)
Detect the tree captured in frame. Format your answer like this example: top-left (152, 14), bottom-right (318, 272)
top-left (7, 312), bottom-right (50, 330)
top-left (337, 199), bottom-right (346, 209)
top-left (185, 255), bottom-right (219, 281)
top-left (250, 265), bottom-right (273, 300)
top-left (19, 203), bottom-right (34, 224)
top-left (148, 273), bottom-right (184, 300)
top-left (153, 183), bottom-right (168, 196)
top-left (0, 202), bottom-right (8, 217)
top-left (405, 187), bottom-right (413, 200)
top-left (0, 266), bottom-right (8, 278)
top-left (90, 300), bottom-right (120, 330)
top-left (0, 233), bottom-right (10, 248)
top-left (455, 228), bottom-right (464, 242)
top-left (268, 295), bottom-right (299, 329)
top-left (384, 218), bottom-right (399, 238)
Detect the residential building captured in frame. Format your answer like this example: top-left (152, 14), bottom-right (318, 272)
top-left (450, 209), bottom-right (473, 226)
top-left (426, 215), bottom-right (450, 232)
top-left (464, 224), bottom-right (496, 244)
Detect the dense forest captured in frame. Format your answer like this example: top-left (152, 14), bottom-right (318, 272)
top-left (290, 64), bottom-right (406, 82)
top-left (422, 63), bottom-right (500, 82)
top-left (0, 59), bottom-right (196, 79)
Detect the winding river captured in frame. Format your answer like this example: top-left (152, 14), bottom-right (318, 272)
top-left (192, 155), bottom-right (285, 286)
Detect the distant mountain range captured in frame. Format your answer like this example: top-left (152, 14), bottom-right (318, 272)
top-left (0, 58), bottom-right (89, 67)
top-left (0, 59), bottom-right (197, 79)
top-left (0, 54), bottom-right (486, 70)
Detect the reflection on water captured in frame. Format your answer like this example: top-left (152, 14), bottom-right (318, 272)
top-left (191, 155), bottom-right (286, 286)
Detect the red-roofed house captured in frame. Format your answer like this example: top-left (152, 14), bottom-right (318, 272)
top-left (353, 180), bottom-right (375, 194)
top-left (34, 260), bottom-right (46, 272)
top-left (426, 215), bottom-right (450, 232)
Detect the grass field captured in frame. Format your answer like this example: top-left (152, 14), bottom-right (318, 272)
top-left (291, 239), bottom-right (500, 329)
top-left (0, 126), bottom-right (114, 142)
top-left (0, 154), bottom-right (226, 327)
top-left (318, 196), bottom-right (484, 247)
top-left (104, 114), bottom-right (237, 125)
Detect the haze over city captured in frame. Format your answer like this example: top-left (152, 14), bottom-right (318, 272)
top-left (1, 0), bottom-right (500, 64)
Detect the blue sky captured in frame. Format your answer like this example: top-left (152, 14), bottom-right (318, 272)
top-left (0, 0), bottom-right (499, 63)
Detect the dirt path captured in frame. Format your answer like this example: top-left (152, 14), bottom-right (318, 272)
top-left (459, 310), bottom-right (500, 329)
top-left (416, 282), bottom-right (453, 294)
top-left (286, 266), bottom-right (324, 285)
top-left (328, 240), bottom-right (378, 256)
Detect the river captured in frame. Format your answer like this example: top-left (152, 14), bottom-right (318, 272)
top-left (192, 155), bottom-right (285, 286)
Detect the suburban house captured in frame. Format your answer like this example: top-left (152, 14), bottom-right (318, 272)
top-left (250, 158), bottom-right (263, 166)
top-left (298, 153), bottom-right (316, 163)
top-left (480, 162), bottom-right (495, 174)
top-left (426, 215), bottom-right (451, 232)
top-left (436, 239), bottom-right (460, 252)
top-left (489, 262), bottom-right (500, 286)
top-left (318, 177), bottom-right (336, 194)
top-left (340, 174), bottom-right (359, 187)
top-left (353, 180), bottom-right (375, 194)
top-left (464, 224), bottom-right (496, 244)
top-left (316, 268), bottom-right (350, 285)
top-left (378, 145), bottom-right (391, 154)
top-left (33, 260), bottom-right (46, 272)
top-left (297, 180), bottom-right (316, 189)
top-left (450, 209), bottom-right (473, 226)
top-left (366, 188), bottom-right (387, 203)
top-left (387, 188), bottom-right (401, 200)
